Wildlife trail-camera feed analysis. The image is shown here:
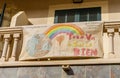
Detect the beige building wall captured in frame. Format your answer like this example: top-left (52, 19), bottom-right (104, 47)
top-left (10, 0), bottom-right (109, 25)
top-left (48, 0), bottom-right (109, 24)
top-left (109, 0), bottom-right (120, 21)
top-left (0, 0), bottom-right (18, 27)
top-left (1, 0), bottom-right (120, 26)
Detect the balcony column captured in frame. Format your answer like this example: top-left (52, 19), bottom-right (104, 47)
top-left (0, 35), bottom-right (3, 56)
top-left (0, 34), bottom-right (2, 41)
top-left (108, 33), bottom-right (114, 53)
top-left (9, 33), bottom-right (20, 61)
top-left (103, 33), bottom-right (109, 58)
top-left (0, 34), bottom-right (11, 61)
top-left (107, 28), bottom-right (115, 55)
top-left (6, 43), bottom-right (11, 61)
top-left (119, 27), bottom-right (120, 35)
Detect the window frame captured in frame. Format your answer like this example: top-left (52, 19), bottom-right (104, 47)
top-left (54, 7), bottom-right (101, 23)
top-left (47, 1), bottom-right (109, 24)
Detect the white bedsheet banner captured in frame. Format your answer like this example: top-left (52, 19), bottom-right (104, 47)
top-left (19, 22), bottom-right (103, 60)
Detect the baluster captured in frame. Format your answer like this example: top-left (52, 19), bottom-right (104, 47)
top-left (115, 27), bottom-right (120, 57)
top-left (6, 42), bottom-right (12, 61)
top-left (108, 33), bottom-right (114, 54)
top-left (103, 33), bottom-right (109, 58)
top-left (107, 28), bottom-right (115, 57)
top-left (118, 27), bottom-right (120, 36)
top-left (0, 34), bottom-right (2, 41)
top-left (0, 35), bottom-right (3, 57)
top-left (0, 34), bottom-right (11, 61)
top-left (9, 33), bottom-right (20, 61)
top-left (114, 32), bottom-right (120, 58)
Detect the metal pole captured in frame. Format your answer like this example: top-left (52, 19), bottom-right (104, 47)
top-left (0, 3), bottom-right (6, 27)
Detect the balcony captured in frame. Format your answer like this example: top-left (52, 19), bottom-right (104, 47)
top-left (0, 12), bottom-right (120, 67)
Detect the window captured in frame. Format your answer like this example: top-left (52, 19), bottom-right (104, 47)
top-left (54, 7), bottom-right (101, 23)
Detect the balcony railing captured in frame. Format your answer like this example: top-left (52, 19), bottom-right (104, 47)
top-left (0, 27), bottom-right (22, 62)
top-left (0, 21), bottom-right (120, 67)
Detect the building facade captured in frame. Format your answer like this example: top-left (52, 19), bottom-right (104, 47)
top-left (0, 0), bottom-right (120, 78)
top-left (0, 0), bottom-right (120, 26)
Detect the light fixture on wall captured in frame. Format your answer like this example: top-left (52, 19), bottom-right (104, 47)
top-left (73, 0), bottom-right (83, 3)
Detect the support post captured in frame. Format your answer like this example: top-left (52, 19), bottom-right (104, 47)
top-left (9, 33), bottom-right (20, 61)
top-left (0, 34), bottom-right (10, 61)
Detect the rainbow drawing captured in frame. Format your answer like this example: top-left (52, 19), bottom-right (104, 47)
top-left (44, 24), bottom-right (84, 39)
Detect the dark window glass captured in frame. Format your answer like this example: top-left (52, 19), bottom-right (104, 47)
top-left (54, 10), bottom-right (66, 23)
top-left (78, 9), bottom-right (88, 22)
top-left (54, 7), bottom-right (101, 23)
top-left (67, 10), bottom-right (75, 22)
top-left (89, 7), bottom-right (101, 21)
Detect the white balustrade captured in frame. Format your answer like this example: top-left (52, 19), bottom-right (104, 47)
top-left (9, 33), bottom-right (20, 61)
top-left (0, 35), bottom-right (3, 57)
top-left (6, 42), bottom-right (11, 61)
top-left (107, 28), bottom-right (115, 55)
top-left (108, 33), bottom-right (114, 54)
top-left (0, 34), bottom-right (11, 61)
top-left (103, 33), bottom-right (109, 58)
top-left (0, 27), bottom-right (22, 62)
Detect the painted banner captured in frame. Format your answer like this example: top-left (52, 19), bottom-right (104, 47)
top-left (19, 22), bottom-right (103, 60)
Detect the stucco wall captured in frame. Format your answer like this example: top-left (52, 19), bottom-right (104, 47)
top-left (47, 1), bottom-right (108, 24)
top-left (11, 0), bottom-right (109, 25)
top-left (12, 0), bottom-right (49, 25)
top-left (1, 0), bottom-right (120, 26)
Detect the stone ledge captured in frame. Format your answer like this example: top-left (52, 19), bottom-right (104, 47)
top-left (0, 58), bottom-right (120, 67)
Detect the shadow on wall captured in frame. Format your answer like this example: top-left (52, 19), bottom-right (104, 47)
top-left (109, 0), bottom-right (120, 13)
top-left (109, 0), bottom-right (120, 21)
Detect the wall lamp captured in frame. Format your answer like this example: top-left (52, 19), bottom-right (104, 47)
top-left (73, 0), bottom-right (83, 3)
